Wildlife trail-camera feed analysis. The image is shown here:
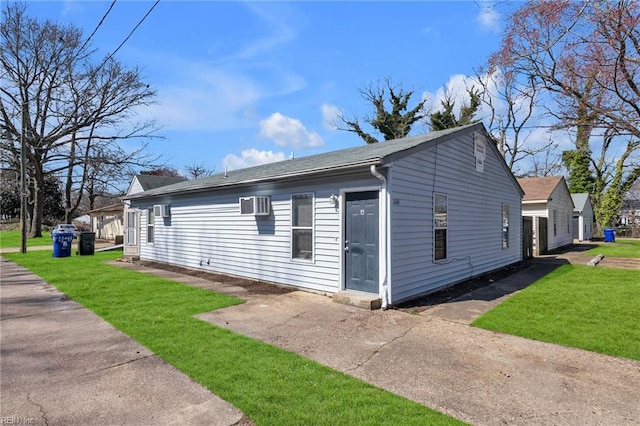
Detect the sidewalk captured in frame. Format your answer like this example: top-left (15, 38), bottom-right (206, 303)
top-left (0, 258), bottom-right (250, 426)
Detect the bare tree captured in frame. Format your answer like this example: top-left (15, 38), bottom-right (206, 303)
top-left (184, 162), bottom-right (215, 179)
top-left (0, 3), bottom-right (159, 236)
top-left (338, 77), bottom-right (429, 144)
top-left (475, 66), bottom-right (560, 175)
top-left (492, 0), bottom-right (640, 229)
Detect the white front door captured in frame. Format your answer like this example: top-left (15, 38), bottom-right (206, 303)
top-left (124, 208), bottom-right (140, 257)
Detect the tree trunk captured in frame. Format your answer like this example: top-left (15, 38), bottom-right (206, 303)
top-left (29, 171), bottom-right (44, 237)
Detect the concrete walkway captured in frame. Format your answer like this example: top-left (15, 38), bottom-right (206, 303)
top-left (113, 256), bottom-right (640, 425)
top-left (0, 258), bottom-right (250, 426)
top-left (196, 288), bottom-right (640, 425)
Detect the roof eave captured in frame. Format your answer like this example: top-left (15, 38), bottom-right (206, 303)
top-left (522, 199), bottom-right (550, 204)
top-left (126, 159), bottom-right (382, 200)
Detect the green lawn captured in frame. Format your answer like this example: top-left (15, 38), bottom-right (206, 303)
top-left (0, 230), bottom-right (52, 248)
top-left (2, 250), bottom-right (463, 426)
top-left (473, 265), bottom-right (640, 361)
top-left (587, 238), bottom-right (640, 258)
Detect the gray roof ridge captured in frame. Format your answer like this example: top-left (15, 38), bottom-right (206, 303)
top-left (127, 124), bottom-right (481, 200)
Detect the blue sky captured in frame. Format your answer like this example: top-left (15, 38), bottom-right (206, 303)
top-left (26, 1), bottom-right (512, 175)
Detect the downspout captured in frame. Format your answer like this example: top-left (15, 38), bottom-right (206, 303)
top-left (370, 165), bottom-right (390, 309)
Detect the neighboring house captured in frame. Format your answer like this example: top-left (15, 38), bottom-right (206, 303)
top-left (619, 199), bottom-right (640, 226)
top-left (618, 199), bottom-right (640, 238)
top-left (87, 203), bottom-right (124, 240)
top-left (518, 176), bottom-right (574, 254)
top-left (571, 193), bottom-right (594, 241)
top-left (124, 123), bottom-right (524, 308)
top-left (127, 174), bottom-right (188, 196)
top-left (123, 174), bottom-right (187, 258)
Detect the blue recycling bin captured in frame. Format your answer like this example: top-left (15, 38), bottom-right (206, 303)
top-left (603, 228), bottom-right (616, 243)
top-left (53, 232), bottom-right (74, 257)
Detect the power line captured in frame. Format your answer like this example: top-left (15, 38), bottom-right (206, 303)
top-left (98, 0), bottom-right (160, 69)
top-left (77, 0), bottom-right (117, 55)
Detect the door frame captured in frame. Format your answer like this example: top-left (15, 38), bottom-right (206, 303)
top-left (123, 207), bottom-right (140, 258)
top-left (339, 186), bottom-right (382, 294)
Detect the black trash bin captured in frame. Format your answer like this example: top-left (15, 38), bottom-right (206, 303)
top-left (77, 232), bottom-right (96, 255)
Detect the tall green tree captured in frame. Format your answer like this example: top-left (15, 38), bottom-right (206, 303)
top-left (339, 78), bottom-right (428, 144)
top-left (562, 150), bottom-right (595, 193)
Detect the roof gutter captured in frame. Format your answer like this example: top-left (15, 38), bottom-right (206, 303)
top-left (370, 165), bottom-right (390, 309)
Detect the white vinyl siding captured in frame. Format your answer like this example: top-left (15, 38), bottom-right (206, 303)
top-left (133, 174), bottom-right (378, 295)
top-left (127, 177), bottom-right (145, 196)
top-left (388, 130), bottom-right (523, 303)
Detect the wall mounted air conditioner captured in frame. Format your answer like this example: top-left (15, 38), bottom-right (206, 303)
top-left (153, 204), bottom-right (171, 218)
top-left (239, 196), bottom-right (270, 216)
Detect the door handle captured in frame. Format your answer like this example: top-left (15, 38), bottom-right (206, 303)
top-left (344, 240), bottom-right (349, 252)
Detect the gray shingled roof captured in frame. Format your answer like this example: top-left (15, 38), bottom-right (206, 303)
top-left (136, 174), bottom-right (187, 191)
top-left (127, 124), bottom-right (481, 200)
top-left (571, 193), bottom-right (591, 213)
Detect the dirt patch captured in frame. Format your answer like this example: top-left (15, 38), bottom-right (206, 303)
top-left (135, 260), bottom-right (297, 296)
top-left (395, 261), bottom-right (531, 312)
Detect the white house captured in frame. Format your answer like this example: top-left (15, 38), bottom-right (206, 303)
top-left (518, 176), bottom-right (575, 254)
top-left (571, 193), bottom-right (594, 241)
top-left (87, 203), bottom-right (124, 241)
top-left (124, 124), bottom-right (524, 308)
top-left (123, 174), bottom-right (186, 258)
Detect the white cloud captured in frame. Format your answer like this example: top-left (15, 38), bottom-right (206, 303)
top-left (136, 59), bottom-right (305, 132)
top-left (132, 3), bottom-right (305, 134)
top-left (141, 67), bottom-right (260, 131)
top-left (424, 74), bottom-right (486, 117)
top-left (259, 112), bottom-right (324, 148)
top-left (231, 3), bottom-right (296, 60)
top-left (223, 148), bottom-right (287, 171)
top-left (321, 104), bottom-right (341, 131)
top-left (476, 3), bottom-right (501, 32)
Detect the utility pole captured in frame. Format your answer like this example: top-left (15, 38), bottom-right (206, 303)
top-left (20, 101), bottom-right (27, 254)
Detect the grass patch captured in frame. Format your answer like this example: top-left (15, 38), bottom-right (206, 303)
top-left (0, 230), bottom-right (52, 248)
top-left (473, 264), bottom-right (640, 361)
top-left (587, 238), bottom-right (640, 258)
top-left (3, 251), bottom-right (462, 425)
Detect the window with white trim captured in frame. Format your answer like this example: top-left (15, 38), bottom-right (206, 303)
top-left (147, 207), bottom-right (155, 244)
top-left (502, 203), bottom-right (509, 249)
top-left (434, 193), bottom-right (447, 261)
top-left (291, 193), bottom-right (313, 260)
